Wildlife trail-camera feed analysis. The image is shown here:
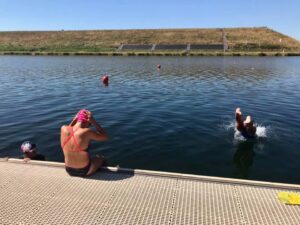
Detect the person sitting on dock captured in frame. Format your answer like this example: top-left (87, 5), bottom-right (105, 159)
top-left (235, 108), bottom-right (256, 138)
top-left (61, 109), bottom-right (108, 177)
top-left (20, 141), bottom-right (46, 161)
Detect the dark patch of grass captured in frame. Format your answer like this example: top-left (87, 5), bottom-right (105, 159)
top-left (285, 52), bottom-right (300, 56)
top-left (258, 52), bottom-right (267, 56)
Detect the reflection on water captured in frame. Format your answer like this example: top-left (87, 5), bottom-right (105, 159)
top-left (0, 56), bottom-right (300, 184)
top-left (233, 141), bottom-right (255, 179)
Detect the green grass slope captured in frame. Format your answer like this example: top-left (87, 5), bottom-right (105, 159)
top-left (0, 27), bottom-right (299, 54)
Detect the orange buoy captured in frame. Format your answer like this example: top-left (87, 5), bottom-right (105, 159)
top-left (102, 74), bottom-right (109, 85)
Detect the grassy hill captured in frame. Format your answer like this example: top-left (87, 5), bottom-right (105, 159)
top-left (225, 27), bottom-right (300, 51)
top-left (0, 27), bottom-right (299, 55)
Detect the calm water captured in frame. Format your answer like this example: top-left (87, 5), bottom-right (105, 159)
top-left (0, 56), bottom-right (299, 184)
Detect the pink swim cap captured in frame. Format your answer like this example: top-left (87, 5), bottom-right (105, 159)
top-left (77, 109), bottom-right (89, 122)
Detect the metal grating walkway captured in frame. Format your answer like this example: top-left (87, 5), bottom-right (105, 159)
top-left (0, 160), bottom-right (299, 225)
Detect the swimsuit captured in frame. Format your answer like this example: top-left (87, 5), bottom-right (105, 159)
top-left (62, 127), bottom-right (90, 177)
top-left (241, 128), bottom-right (256, 139)
top-left (65, 162), bottom-right (91, 177)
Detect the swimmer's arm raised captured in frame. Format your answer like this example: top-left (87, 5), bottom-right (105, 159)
top-left (92, 119), bottom-right (108, 136)
top-left (88, 127), bottom-right (108, 141)
top-left (89, 117), bottom-right (108, 141)
top-left (69, 113), bottom-right (78, 126)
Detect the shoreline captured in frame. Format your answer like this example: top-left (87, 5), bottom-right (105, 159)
top-left (1, 51), bottom-right (300, 56)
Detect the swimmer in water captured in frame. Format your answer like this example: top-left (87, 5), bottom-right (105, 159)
top-left (235, 108), bottom-right (256, 138)
top-left (20, 141), bottom-right (46, 162)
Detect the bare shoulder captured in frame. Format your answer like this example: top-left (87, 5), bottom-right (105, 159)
top-left (61, 125), bottom-right (69, 133)
top-left (82, 127), bottom-right (93, 134)
top-left (80, 128), bottom-right (95, 139)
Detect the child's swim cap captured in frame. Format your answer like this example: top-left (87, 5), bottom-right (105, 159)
top-left (20, 141), bottom-right (37, 153)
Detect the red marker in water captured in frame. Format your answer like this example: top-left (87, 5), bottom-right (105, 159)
top-left (102, 74), bottom-right (109, 85)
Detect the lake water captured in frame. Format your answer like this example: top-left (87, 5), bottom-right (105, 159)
top-left (0, 56), bottom-right (299, 184)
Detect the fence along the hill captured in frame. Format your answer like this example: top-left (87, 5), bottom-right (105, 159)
top-left (121, 45), bottom-right (152, 50)
top-left (191, 44), bottom-right (224, 50)
top-left (120, 44), bottom-right (225, 51)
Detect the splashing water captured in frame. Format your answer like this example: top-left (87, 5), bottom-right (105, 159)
top-left (255, 125), bottom-right (267, 138)
top-left (223, 121), bottom-right (268, 141)
top-left (234, 130), bottom-right (247, 141)
top-left (223, 121), bottom-right (235, 131)
top-left (235, 125), bottom-right (267, 141)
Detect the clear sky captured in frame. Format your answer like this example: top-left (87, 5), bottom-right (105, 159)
top-left (0, 0), bottom-right (299, 40)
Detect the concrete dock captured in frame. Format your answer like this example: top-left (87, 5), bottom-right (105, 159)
top-left (0, 159), bottom-right (299, 225)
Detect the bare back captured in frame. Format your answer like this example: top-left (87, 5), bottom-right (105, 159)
top-left (61, 125), bottom-right (91, 168)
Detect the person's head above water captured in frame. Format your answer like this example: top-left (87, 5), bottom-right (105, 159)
top-left (20, 141), bottom-right (38, 158)
top-left (21, 141), bottom-right (37, 153)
